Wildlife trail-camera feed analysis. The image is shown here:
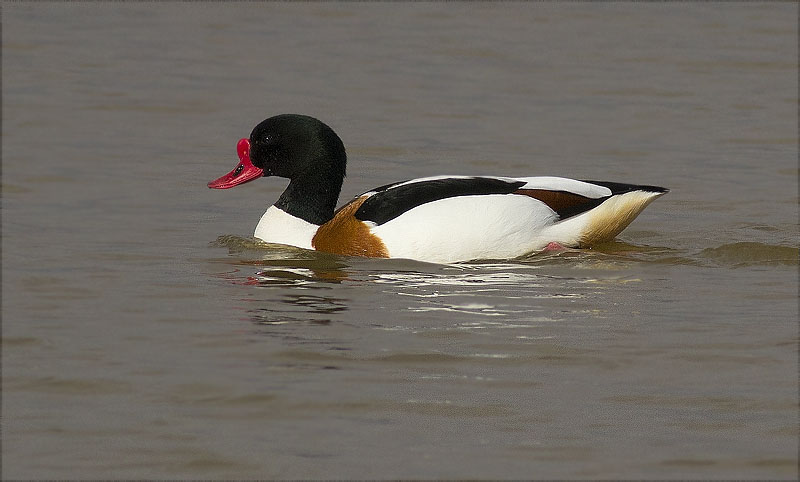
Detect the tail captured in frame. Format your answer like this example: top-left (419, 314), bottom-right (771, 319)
top-left (540, 181), bottom-right (668, 248)
top-left (576, 182), bottom-right (668, 246)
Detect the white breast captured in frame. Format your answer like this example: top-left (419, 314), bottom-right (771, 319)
top-left (253, 206), bottom-right (318, 249)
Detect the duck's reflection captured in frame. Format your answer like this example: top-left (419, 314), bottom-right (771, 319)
top-left (209, 234), bottom-right (679, 345)
top-left (210, 234), bottom-right (352, 285)
top-left (249, 292), bottom-right (349, 325)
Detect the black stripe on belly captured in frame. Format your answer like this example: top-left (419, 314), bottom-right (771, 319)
top-left (354, 177), bottom-right (525, 225)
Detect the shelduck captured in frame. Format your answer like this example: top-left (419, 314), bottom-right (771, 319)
top-left (208, 114), bottom-right (668, 264)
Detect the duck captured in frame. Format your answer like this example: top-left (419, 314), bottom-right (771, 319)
top-left (208, 114), bottom-right (668, 264)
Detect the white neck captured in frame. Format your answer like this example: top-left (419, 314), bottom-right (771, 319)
top-left (253, 205), bottom-right (319, 250)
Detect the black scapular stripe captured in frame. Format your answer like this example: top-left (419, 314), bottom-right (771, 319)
top-left (354, 177), bottom-right (526, 225)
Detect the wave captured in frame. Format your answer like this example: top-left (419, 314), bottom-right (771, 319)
top-left (700, 242), bottom-right (798, 268)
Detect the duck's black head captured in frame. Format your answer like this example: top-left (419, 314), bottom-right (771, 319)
top-left (208, 114), bottom-right (348, 225)
top-left (250, 114), bottom-right (346, 179)
top-left (208, 114), bottom-right (347, 189)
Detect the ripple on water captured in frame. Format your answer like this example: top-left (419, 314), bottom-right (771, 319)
top-left (700, 242), bottom-right (798, 268)
top-left (212, 234), bottom-right (798, 273)
top-left (206, 235), bottom-right (675, 330)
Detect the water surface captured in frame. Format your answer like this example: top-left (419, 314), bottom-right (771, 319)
top-left (3, 3), bottom-right (797, 479)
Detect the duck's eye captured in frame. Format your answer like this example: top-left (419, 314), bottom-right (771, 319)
top-left (256, 134), bottom-right (278, 149)
top-left (233, 164), bottom-right (244, 176)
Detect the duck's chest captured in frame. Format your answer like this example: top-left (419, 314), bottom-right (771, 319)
top-left (253, 206), bottom-right (318, 249)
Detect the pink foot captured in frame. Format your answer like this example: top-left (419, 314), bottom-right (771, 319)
top-left (236, 276), bottom-right (262, 286)
top-left (542, 242), bottom-right (568, 252)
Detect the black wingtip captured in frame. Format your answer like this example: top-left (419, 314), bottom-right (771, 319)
top-left (580, 180), bottom-right (669, 195)
top-left (640, 185), bottom-right (669, 194)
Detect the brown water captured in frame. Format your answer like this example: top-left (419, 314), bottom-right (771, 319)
top-left (3, 3), bottom-right (798, 479)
